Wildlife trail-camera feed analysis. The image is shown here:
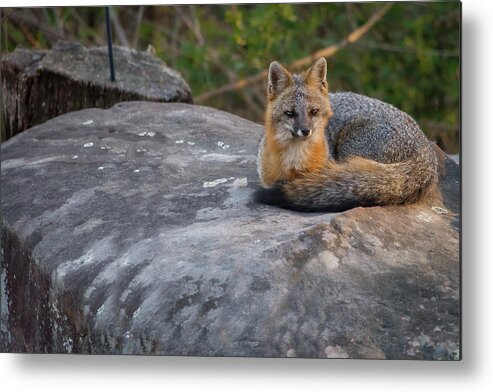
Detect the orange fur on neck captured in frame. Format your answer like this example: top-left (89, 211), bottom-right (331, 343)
top-left (262, 106), bottom-right (329, 186)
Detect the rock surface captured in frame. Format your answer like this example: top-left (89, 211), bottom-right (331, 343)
top-left (1, 102), bottom-right (460, 359)
top-left (1, 41), bottom-right (192, 140)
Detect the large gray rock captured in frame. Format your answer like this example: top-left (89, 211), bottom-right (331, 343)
top-left (1, 102), bottom-right (460, 359)
top-left (1, 41), bottom-right (192, 139)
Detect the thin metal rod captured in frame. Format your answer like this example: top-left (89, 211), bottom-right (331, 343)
top-left (105, 7), bottom-right (115, 82)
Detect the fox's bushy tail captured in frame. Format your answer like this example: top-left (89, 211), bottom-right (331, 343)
top-left (255, 147), bottom-right (437, 212)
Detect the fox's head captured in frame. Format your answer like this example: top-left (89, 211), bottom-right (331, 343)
top-left (265, 58), bottom-right (333, 144)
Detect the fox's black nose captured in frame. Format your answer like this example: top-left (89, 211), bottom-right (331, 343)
top-left (300, 128), bottom-right (311, 136)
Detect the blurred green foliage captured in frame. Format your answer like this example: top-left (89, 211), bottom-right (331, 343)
top-left (1, 2), bottom-right (460, 152)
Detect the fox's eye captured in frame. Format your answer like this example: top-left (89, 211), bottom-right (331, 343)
top-left (311, 108), bottom-right (319, 115)
top-left (285, 111), bottom-right (295, 118)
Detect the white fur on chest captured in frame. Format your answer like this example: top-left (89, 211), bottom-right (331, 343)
top-left (281, 142), bottom-right (311, 171)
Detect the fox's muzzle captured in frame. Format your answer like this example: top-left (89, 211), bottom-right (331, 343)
top-left (291, 128), bottom-right (312, 139)
top-left (293, 113), bottom-right (312, 139)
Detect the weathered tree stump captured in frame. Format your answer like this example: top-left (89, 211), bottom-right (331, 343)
top-left (0, 41), bottom-right (192, 140)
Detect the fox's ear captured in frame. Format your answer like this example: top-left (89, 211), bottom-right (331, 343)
top-left (305, 57), bottom-right (328, 93)
top-left (268, 61), bottom-right (293, 100)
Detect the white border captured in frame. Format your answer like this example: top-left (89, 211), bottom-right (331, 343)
top-left (2, 1), bottom-right (492, 391)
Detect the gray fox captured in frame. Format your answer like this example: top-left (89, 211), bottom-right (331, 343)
top-left (255, 58), bottom-right (437, 212)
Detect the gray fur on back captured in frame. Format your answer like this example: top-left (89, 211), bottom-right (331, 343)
top-left (326, 92), bottom-right (432, 164)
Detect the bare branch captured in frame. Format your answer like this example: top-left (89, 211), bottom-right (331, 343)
top-left (6, 10), bottom-right (67, 43)
top-left (132, 6), bottom-right (145, 49)
top-left (195, 2), bottom-right (394, 103)
top-left (110, 7), bottom-right (130, 48)
top-left (174, 6), bottom-right (204, 45)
